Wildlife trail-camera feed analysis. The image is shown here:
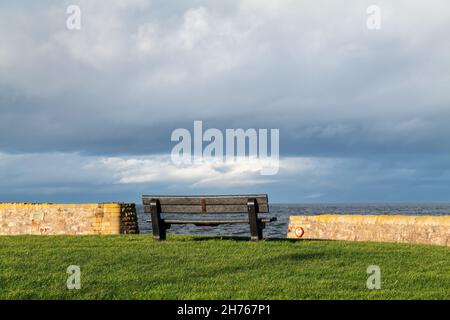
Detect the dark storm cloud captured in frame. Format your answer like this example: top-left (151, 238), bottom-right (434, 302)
top-left (1, 0), bottom-right (450, 202)
top-left (1, 0), bottom-right (449, 156)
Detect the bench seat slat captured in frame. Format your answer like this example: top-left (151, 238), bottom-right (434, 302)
top-left (143, 204), bottom-right (269, 214)
top-left (142, 194), bottom-right (268, 206)
top-left (146, 217), bottom-right (276, 226)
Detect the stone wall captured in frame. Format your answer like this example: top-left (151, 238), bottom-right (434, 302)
top-left (287, 215), bottom-right (450, 246)
top-left (0, 203), bottom-right (139, 235)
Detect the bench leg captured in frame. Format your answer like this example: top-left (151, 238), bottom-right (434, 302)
top-left (247, 198), bottom-right (263, 240)
top-left (256, 221), bottom-right (264, 240)
top-left (150, 200), bottom-right (166, 241)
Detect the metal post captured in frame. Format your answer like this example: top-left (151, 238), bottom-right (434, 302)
top-left (247, 198), bottom-right (262, 240)
top-left (150, 199), bottom-right (166, 240)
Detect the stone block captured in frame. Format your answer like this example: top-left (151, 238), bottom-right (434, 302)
top-left (287, 215), bottom-right (449, 246)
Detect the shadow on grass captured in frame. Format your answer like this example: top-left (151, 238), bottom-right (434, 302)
top-left (183, 250), bottom-right (328, 280)
top-left (277, 252), bottom-right (327, 261)
top-left (189, 235), bottom-right (329, 243)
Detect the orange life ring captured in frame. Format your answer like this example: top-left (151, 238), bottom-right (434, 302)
top-left (295, 227), bottom-right (304, 238)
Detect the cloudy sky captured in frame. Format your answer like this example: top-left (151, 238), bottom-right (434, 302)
top-left (1, 0), bottom-right (450, 203)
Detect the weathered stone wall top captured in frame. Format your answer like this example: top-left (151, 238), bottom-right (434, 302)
top-left (293, 214), bottom-right (450, 226)
top-left (288, 215), bottom-right (450, 246)
top-left (0, 203), bottom-right (139, 235)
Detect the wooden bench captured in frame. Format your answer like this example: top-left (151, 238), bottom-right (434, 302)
top-left (142, 194), bottom-right (276, 241)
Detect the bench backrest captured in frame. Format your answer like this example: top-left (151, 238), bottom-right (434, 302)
top-left (142, 194), bottom-right (269, 213)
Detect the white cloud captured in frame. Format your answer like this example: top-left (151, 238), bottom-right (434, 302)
top-left (90, 155), bottom-right (327, 187)
top-left (178, 7), bottom-right (210, 50)
top-left (0, 152), bottom-right (334, 189)
top-left (2, 151), bottom-right (450, 202)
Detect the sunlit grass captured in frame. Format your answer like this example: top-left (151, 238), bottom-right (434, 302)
top-left (0, 235), bottom-right (448, 299)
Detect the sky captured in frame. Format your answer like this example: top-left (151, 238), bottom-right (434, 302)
top-left (1, 0), bottom-right (450, 203)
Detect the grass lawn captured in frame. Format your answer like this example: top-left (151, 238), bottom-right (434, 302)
top-left (0, 235), bottom-right (448, 300)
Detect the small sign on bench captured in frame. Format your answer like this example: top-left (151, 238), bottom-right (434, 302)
top-left (142, 194), bottom-right (276, 241)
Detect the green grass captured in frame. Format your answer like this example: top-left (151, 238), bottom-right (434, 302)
top-left (0, 235), bottom-right (448, 299)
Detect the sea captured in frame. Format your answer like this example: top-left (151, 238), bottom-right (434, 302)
top-left (136, 203), bottom-right (450, 239)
